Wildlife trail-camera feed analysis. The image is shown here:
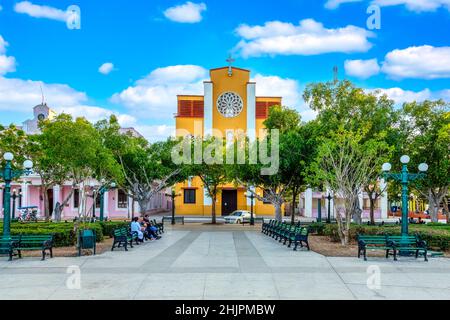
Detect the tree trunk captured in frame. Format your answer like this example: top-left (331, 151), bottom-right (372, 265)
top-left (211, 195), bottom-right (217, 224)
top-left (369, 198), bottom-right (375, 225)
top-left (42, 187), bottom-right (50, 222)
top-left (54, 187), bottom-right (75, 222)
top-left (138, 198), bottom-right (147, 217)
top-left (352, 197), bottom-right (362, 225)
top-left (274, 202), bottom-right (282, 222)
top-left (429, 198), bottom-right (440, 223)
top-left (291, 190), bottom-right (298, 225)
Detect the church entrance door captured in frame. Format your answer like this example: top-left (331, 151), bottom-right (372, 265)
top-left (222, 190), bottom-right (237, 216)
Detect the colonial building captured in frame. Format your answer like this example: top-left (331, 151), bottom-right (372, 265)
top-left (21, 103), bottom-right (57, 134)
top-left (174, 64), bottom-right (389, 220)
top-left (175, 65), bottom-right (282, 216)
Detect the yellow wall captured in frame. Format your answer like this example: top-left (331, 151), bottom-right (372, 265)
top-left (211, 68), bottom-right (249, 135)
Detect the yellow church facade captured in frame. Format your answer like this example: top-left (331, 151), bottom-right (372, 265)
top-left (174, 66), bottom-right (281, 217)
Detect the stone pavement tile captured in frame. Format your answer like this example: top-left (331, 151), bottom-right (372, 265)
top-left (347, 284), bottom-right (441, 300)
top-left (0, 274), bottom-right (66, 300)
top-left (134, 273), bottom-right (206, 299)
top-left (273, 273), bottom-right (354, 300)
top-left (263, 255), bottom-right (330, 268)
top-left (423, 288), bottom-right (450, 299)
top-left (204, 273), bottom-right (279, 300)
top-left (400, 272), bottom-right (450, 290)
top-left (0, 273), bottom-right (66, 289)
top-left (3, 256), bottom-right (89, 269)
top-left (172, 232), bottom-right (239, 269)
top-left (81, 253), bottom-right (152, 269)
top-left (48, 273), bottom-right (145, 300)
top-left (338, 271), bottom-right (419, 287)
top-left (0, 286), bottom-right (61, 300)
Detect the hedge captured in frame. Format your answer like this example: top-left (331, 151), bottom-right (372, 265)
top-left (322, 224), bottom-right (450, 251)
top-left (0, 221), bottom-right (130, 248)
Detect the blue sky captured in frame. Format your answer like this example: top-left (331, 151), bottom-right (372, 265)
top-left (0, 0), bottom-right (449, 141)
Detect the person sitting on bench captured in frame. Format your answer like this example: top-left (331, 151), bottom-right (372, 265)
top-left (143, 215), bottom-right (161, 240)
top-left (131, 217), bottom-right (145, 242)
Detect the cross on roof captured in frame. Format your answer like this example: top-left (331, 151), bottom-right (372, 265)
top-left (226, 54), bottom-right (235, 77)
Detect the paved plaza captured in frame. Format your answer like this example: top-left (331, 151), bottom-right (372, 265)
top-left (1, 226), bottom-right (450, 300)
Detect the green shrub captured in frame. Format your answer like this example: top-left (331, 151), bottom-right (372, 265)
top-left (98, 221), bottom-right (130, 237)
top-left (308, 222), bottom-right (326, 235)
top-left (0, 222), bottom-right (104, 247)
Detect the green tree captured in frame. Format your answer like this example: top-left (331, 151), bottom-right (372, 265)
top-left (183, 136), bottom-right (230, 224)
top-left (264, 106), bottom-right (317, 224)
top-left (38, 114), bottom-right (116, 220)
top-left (399, 100), bottom-right (450, 222)
top-left (304, 80), bottom-right (397, 224)
top-left (0, 125), bottom-right (28, 170)
top-left (96, 116), bottom-right (183, 217)
top-left (313, 129), bottom-right (387, 245)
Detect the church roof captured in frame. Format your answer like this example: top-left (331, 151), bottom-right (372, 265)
top-left (209, 66), bottom-right (250, 73)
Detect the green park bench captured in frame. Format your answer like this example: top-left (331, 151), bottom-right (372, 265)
top-left (288, 227), bottom-right (310, 251)
top-left (0, 235), bottom-right (54, 261)
top-left (358, 234), bottom-right (429, 261)
top-left (17, 235), bottom-right (54, 261)
top-left (358, 235), bottom-right (396, 261)
top-left (152, 219), bottom-right (164, 234)
top-left (111, 227), bottom-right (139, 251)
top-left (388, 235), bottom-right (428, 262)
top-left (261, 219), bottom-right (274, 234)
top-left (0, 236), bottom-right (21, 261)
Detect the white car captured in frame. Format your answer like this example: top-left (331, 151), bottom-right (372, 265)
top-left (224, 210), bottom-right (255, 224)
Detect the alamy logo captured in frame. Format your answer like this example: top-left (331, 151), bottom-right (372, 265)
top-left (66, 265), bottom-right (81, 290)
top-left (367, 265), bottom-right (381, 290)
top-left (66, 5), bottom-right (81, 30)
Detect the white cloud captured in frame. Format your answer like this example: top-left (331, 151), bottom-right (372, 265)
top-left (0, 56), bottom-right (17, 75)
top-left (111, 65), bottom-right (208, 119)
top-left (134, 125), bottom-right (176, 143)
top-left (345, 58), bottom-right (381, 79)
top-left (381, 45), bottom-right (450, 79)
top-left (98, 62), bottom-right (114, 75)
top-left (0, 36), bottom-right (16, 76)
top-left (14, 1), bottom-right (68, 22)
top-left (0, 77), bottom-right (86, 112)
top-left (0, 36), bottom-right (10, 55)
top-left (440, 89), bottom-right (450, 101)
top-left (368, 87), bottom-right (433, 104)
top-left (164, 2), bottom-right (207, 23)
top-left (234, 19), bottom-right (374, 58)
top-left (325, 0), bottom-right (363, 9)
top-left (373, 0), bottom-right (450, 12)
top-left (252, 74), bottom-right (302, 108)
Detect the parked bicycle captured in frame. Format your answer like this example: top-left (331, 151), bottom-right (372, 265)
top-left (17, 206), bottom-right (39, 222)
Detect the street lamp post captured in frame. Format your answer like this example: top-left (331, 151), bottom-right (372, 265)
top-left (0, 153), bottom-right (33, 238)
top-left (382, 156), bottom-right (428, 237)
top-left (165, 190), bottom-right (181, 225)
top-left (317, 198), bottom-right (322, 223)
top-left (99, 182), bottom-right (116, 222)
top-left (246, 192), bottom-right (256, 226)
top-left (11, 189), bottom-right (17, 220)
top-left (326, 193), bottom-right (333, 224)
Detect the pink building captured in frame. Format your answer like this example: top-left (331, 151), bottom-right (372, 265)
top-left (0, 175), bottom-right (172, 220)
top-left (298, 188), bottom-right (388, 221)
